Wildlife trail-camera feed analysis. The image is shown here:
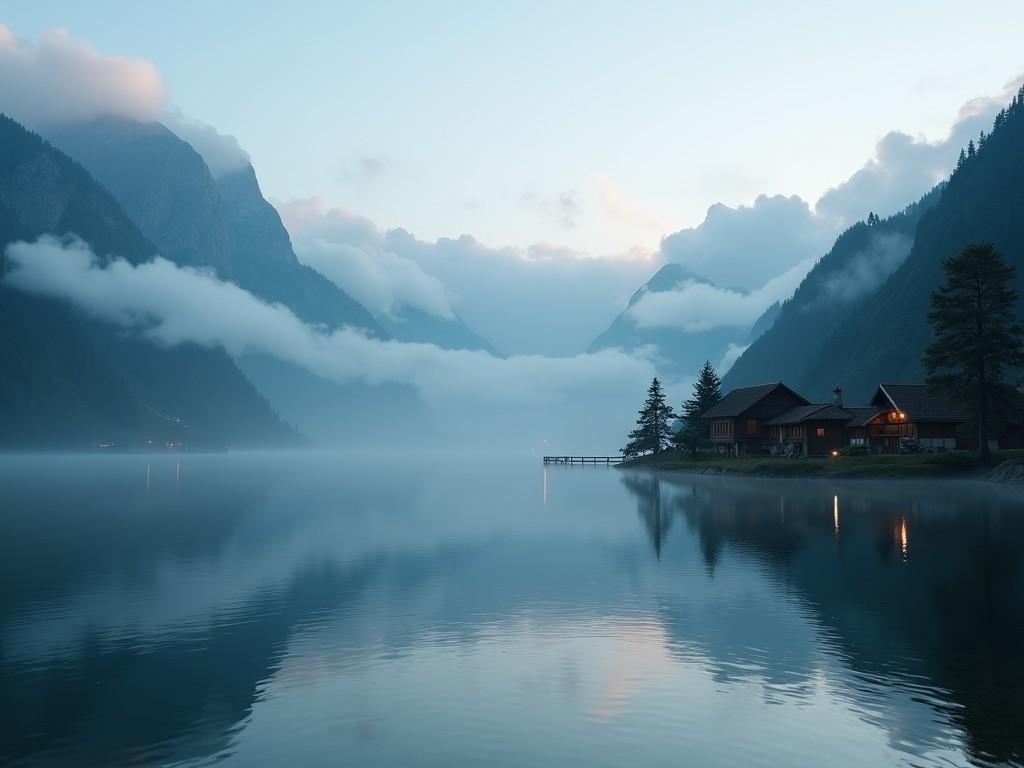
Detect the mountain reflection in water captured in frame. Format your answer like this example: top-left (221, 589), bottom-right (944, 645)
top-left (1, 454), bottom-right (1022, 768)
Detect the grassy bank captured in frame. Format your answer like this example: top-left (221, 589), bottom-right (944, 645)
top-left (618, 449), bottom-right (1024, 479)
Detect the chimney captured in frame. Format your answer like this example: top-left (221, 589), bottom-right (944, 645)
top-left (832, 387), bottom-right (843, 408)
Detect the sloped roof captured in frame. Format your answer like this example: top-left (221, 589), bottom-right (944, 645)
top-left (701, 382), bottom-right (807, 419)
top-left (872, 384), bottom-right (969, 422)
top-left (843, 406), bottom-right (887, 427)
top-left (767, 404), bottom-right (854, 425)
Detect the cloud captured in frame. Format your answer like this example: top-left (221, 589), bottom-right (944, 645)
top-left (520, 188), bottom-right (582, 229)
top-left (817, 231), bottom-right (913, 303)
top-left (659, 195), bottom-right (835, 291)
top-left (718, 343), bottom-right (749, 375)
top-left (815, 76), bottom-right (1023, 224)
top-left (654, 77), bottom-right (1022, 300)
top-left (280, 198), bottom-right (656, 355)
top-left (0, 25), bottom-right (165, 127)
top-left (4, 236), bottom-right (655, 407)
top-left (626, 258), bottom-right (815, 333)
top-left (165, 114), bottom-right (251, 178)
top-left (279, 198), bottom-right (454, 319)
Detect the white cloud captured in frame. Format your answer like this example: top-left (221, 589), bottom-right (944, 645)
top-left (658, 195), bottom-right (836, 292)
top-left (4, 236), bottom-right (656, 407)
top-left (280, 198), bottom-right (657, 355)
top-left (718, 343), bottom-right (749, 375)
top-left (626, 258), bottom-right (816, 333)
top-left (0, 25), bottom-right (165, 127)
top-left (280, 198), bottom-right (455, 319)
top-left (813, 78), bottom-right (1020, 223)
top-left (817, 232), bottom-right (913, 303)
top-left (165, 114), bottom-right (251, 178)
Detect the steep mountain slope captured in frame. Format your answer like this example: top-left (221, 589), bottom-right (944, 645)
top-left (729, 90), bottom-right (1024, 404)
top-left (589, 263), bottom-right (746, 378)
top-left (375, 305), bottom-right (497, 353)
top-left (45, 117), bottom-right (383, 334)
top-left (0, 114), bottom-right (300, 448)
top-left (724, 189), bottom-right (938, 398)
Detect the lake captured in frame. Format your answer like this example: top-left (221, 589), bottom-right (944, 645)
top-left (1, 453), bottom-right (1023, 767)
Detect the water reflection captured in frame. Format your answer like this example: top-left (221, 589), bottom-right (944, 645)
top-left (621, 472), bottom-right (1024, 767)
top-left (0, 454), bottom-right (1021, 767)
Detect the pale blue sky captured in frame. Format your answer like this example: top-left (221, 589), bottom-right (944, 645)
top-left (4, 1), bottom-right (1024, 257)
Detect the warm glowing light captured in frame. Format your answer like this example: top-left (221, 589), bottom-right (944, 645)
top-left (831, 450), bottom-right (838, 457)
top-left (899, 517), bottom-right (909, 562)
top-left (833, 495), bottom-right (839, 535)
top-left (898, 412), bottom-right (906, 420)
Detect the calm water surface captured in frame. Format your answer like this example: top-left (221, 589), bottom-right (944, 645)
top-left (1, 453), bottom-right (1023, 767)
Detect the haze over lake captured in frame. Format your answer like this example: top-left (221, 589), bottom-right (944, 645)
top-left (2, 454), bottom-right (1022, 767)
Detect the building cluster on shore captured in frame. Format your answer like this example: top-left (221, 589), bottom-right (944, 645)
top-left (702, 382), bottom-right (975, 458)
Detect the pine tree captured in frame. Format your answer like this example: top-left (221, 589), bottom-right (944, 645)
top-left (967, 139), bottom-right (976, 158)
top-left (956, 148), bottom-right (967, 170)
top-left (671, 361), bottom-right (723, 456)
top-left (924, 243), bottom-right (1024, 459)
top-left (623, 377), bottom-right (676, 457)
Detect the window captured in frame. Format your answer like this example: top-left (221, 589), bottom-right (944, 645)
top-left (712, 420), bottom-right (733, 438)
top-left (745, 419), bottom-right (758, 435)
top-left (816, 427), bottom-right (826, 438)
top-left (850, 437), bottom-right (865, 447)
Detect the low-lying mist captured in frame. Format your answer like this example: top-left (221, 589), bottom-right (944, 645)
top-left (5, 236), bottom-right (667, 453)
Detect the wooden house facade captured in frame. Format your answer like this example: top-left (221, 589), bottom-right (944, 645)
top-left (703, 382), bottom-right (969, 456)
top-left (702, 382), bottom-right (809, 457)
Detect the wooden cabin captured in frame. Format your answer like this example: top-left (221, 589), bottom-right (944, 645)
top-left (704, 382), bottom-right (970, 457)
top-left (766, 404), bottom-right (853, 457)
top-left (702, 382), bottom-right (808, 456)
top-left (859, 384), bottom-right (968, 453)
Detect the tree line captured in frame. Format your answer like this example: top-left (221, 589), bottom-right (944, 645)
top-left (622, 361), bottom-right (722, 458)
top-left (623, 242), bottom-right (1023, 460)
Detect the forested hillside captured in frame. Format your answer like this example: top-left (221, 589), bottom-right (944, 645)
top-left (727, 86), bottom-right (1024, 403)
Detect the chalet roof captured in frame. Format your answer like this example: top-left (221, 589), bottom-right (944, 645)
top-left (767, 404), bottom-right (854, 425)
top-left (843, 406), bottom-right (887, 427)
top-left (701, 382), bottom-right (807, 419)
top-left (871, 384), bottom-right (969, 422)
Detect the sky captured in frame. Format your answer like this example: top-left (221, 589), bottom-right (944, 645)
top-left (4, 0), bottom-right (1024, 261)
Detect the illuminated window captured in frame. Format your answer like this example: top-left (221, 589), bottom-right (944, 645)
top-left (816, 427), bottom-right (826, 437)
top-left (746, 419), bottom-right (758, 435)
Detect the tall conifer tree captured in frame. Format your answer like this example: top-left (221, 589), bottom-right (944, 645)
top-left (924, 242), bottom-right (1024, 458)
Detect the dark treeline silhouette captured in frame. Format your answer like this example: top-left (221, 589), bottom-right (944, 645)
top-left (924, 242), bottom-right (1024, 457)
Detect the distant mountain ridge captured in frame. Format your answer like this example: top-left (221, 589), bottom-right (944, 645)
top-left (589, 263), bottom-right (748, 378)
top-left (0, 114), bottom-right (300, 448)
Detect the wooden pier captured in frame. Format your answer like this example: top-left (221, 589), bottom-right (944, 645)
top-left (543, 456), bottom-right (623, 465)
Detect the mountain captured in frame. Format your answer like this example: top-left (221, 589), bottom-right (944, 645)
top-left (376, 305), bottom-right (497, 353)
top-left (728, 88), bottom-right (1024, 404)
top-left (589, 263), bottom-right (745, 379)
top-left (0, 114), bottom-right (300, 448)
top-left (45, 117), bottom-right (383, 333)
top-left (723, 189), bottom-right (939, 398)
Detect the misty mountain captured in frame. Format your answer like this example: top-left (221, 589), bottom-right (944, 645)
top-left (727, 92), bottom-right (1024, 403)
top-left (588, 263), bottom-right (748, 379)
top-left (723, 190), bottom-right (938, 398)
top-left (375, 305), bottom-right (497, 353)
top-left (0, 114), bottom-right (300, 448)
top-left (45, 117), bottom-right (384, 334)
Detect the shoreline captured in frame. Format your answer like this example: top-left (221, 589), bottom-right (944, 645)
top-left (616, 451), bottom-right (1024, 482)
